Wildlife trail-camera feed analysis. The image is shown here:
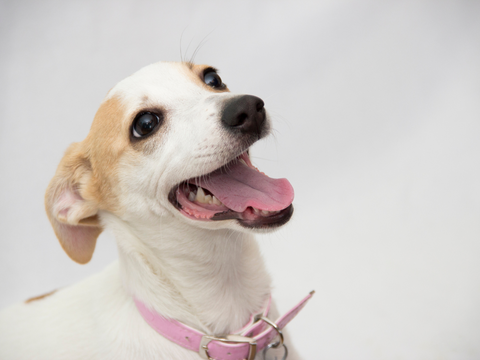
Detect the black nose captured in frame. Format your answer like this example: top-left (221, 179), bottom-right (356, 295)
top-left (221, 95), bottom-right (266, 136)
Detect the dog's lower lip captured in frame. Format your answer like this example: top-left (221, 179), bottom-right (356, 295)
top-left (211, 204), bottom-right (294, 229)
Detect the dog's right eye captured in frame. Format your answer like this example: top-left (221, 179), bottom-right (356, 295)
top-left (132, 112), bottom-right (161, 138)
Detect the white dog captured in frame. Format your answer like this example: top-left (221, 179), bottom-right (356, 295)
top-left (0, 62), bottom-right (312, 360)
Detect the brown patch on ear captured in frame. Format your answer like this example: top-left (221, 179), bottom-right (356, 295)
top-left (25, 289), bottom-right (57, 303)
top-left (182, 63), bottom-right (230, 93)
top-left (45, 142), bottom-right (102, 264)
top-left (45, 95), bottom-right (129, 264)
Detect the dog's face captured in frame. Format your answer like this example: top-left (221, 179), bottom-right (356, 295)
top-left (45, 62), bottom-right (294, 263)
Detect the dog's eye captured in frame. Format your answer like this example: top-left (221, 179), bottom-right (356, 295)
top-left (132, 112), bottom-right (161, 138)
top-left (204, 71), bottom-right (225, 89)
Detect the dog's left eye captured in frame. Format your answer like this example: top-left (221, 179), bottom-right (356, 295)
top-left (132, 112), bottom-right (161, 138)
top-left (204, 70), bottom-right (225, 89)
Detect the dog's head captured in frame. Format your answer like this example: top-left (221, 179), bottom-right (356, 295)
top-left (45, 62), bottom-right (294, 263)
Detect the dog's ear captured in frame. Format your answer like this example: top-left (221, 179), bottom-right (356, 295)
top-left (45, 142), bottom-right (102, 264)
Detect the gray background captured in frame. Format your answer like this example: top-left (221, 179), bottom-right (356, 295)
top-left (1, 1), bottom-right (480, 359)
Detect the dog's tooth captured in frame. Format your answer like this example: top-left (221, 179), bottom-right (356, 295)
top-left (212, 196), bottom-right (222, 206)
top-left (253, 207), bottom-right (261, 215)
top-left (239, 158), bottom-right (247, 166)
top-left (205, 194), bottom-right (212, 204)
top-left (188, 191), bottom-right (195, 202)
top-left (195, 187), bottom-right (206, 203)
top-left (261, 210), bottom-right (270, 216)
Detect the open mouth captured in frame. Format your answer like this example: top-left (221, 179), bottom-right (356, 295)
top-left (168, 152), bottom-right (294, 229)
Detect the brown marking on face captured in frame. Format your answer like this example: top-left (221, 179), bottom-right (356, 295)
top-left (81, 95), bottom-right (137, 213)
top-left (25, 289), bottom-right (57, 303)
top-left (182, 63), bottom-right (230, 93)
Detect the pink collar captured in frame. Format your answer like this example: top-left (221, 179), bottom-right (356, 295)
top-left (134, 291), bottom-right (314, 360)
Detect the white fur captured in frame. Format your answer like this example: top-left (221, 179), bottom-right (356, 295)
top-left (0, 62), bottom-right (301, 359)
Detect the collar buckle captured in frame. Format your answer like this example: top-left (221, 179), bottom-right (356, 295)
top-left (199, 334), bottom-right (257, 360)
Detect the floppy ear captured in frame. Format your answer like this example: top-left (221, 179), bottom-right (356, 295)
top-left (45, 143), bottom-right (102, 264)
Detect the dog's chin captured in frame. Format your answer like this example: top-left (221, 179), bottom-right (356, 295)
top-left (167, 152), bottom-right (294, 230)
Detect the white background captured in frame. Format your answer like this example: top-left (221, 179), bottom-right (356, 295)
top-left (1, 1), bottom-right (480, 359)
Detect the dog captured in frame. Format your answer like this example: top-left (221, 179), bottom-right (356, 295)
top-left (0, 62), bottom-right (312, 359)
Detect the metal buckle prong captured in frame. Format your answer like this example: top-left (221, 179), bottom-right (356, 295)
top-left (199, 334), bottom-right (257, 360)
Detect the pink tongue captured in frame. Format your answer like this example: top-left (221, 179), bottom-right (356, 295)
top-left (195, 161), bottom-right (294, 213)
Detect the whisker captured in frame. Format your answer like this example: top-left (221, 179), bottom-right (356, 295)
top-left (189, 30), bottom-right (215, 64)
top-left (179, 27), bottom-right (189, 62)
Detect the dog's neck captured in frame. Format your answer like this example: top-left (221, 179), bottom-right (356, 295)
top-left (106, 214), bottom-right (271, 335)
